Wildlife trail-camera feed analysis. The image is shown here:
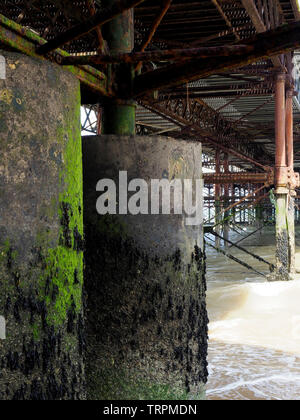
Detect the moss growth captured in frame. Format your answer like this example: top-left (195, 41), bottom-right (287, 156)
top-left (0, 52), bottom-right (85, 400)
top-left (88, 367), bottom-right (199, 400)
top-left (37, 82), bottom-right (83, 329)
top-left (40, 246), bottom-right (83, 327)
top-left (0, 239), bottom-right (17, 265)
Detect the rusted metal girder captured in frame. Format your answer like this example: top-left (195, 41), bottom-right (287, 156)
top-left (285, 86), bottom-right (299, 190)
top-left (58, 44), bottom-right (253, 66)
top-left (163, 79), bottom-right (272, 95)
top-left (215, 149), bottom-right (221, 248)
top-left (205, 184), bottom-right (266, 225)
top-left (203, 171), bottom-right (274, 185)
top-left (86, 0), bottom-right (105, 52)
top-left (242, 0), bottom-right (282, 67)
top-left (291, 0), bottom-right (300, 20)
top-left (133, 21), bottom-right (300, 97)
top-left (211, 0), bottom-right (241, 41)
top-left (141, 97), bottom-right (271, 170)
top-left (286, 88), bottom-right (294, 170)
top-left (0, 13), bottom-right (109, 97)
top-left (36, 0), bottom-right (145, 56)
top-left (275, 72), bottom-right (287, 188)
top-left (135, 0), bottom-right (172, 72)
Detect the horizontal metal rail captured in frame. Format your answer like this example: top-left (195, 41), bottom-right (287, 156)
top-left (203, 171), bottom-right (274, 185)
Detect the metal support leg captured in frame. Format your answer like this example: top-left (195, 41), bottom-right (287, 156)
top-left (286, 87), bottom-right (296, 274)
top-left (215, 150), bottom-right (221, 248)
top-left (273, 72), bottom-right (290, 280)
top-left (101, 2), bottom-right (136, 135)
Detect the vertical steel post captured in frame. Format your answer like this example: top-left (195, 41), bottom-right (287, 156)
top-left (101, 1), bottom-right (136, 135)
top-left (215, 150), bottom-right (221, 248)
top-left (275, 73), bottom-right (287, 182)
top-left (274, 72), bottom-right (290, 280)
top-left (286, 87), bottom-right (296, 274)
top-left (223, 154), bottom-right (230, 246)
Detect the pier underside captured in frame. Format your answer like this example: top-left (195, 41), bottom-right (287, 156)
top-left (1, 0), bottom-right (300, 401)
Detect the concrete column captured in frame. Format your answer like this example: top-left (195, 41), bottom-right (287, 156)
top-left (288, 194), bottom-right (295, 274)
top-left (102, 0), bottom-right (135, 135)
top-left (83, 135), bottom-right (208, 400)
top-left (274, 192), bottom-right (289, 280)
top-left (0, 52), bottom-right (85, 398)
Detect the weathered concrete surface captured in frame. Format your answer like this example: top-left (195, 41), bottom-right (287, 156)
top-left (83, 135), bottom-right (208, 400)
top-left (288, 194), bottom-right (295, 274)
top-left (273, 194), bottom-right (289, 280)
top-left (0, 51), bottom-right (85, 399)
top-left (270, 191), bottom-right (292, 281)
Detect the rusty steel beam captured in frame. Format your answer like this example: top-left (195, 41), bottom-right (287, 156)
top-left (286, 87), bottom-right (294, 169)
top-left (86, 0), bottom-right (105, 52)
top-left (141, 97), bottom-right (271, 169)
top-left (203, 171), bottom-right (274, 185)
top-left (211, 0), bottom-right (241, 41)
top-left (275, 72), bottom-right (287, 187)
top-left (231, 96), bottom-right (274, 126)
top-left (241, 0), bottom-right (282, 67)
top-left (290, 0), bottom-right (300, 20)
top-left (241, 0), bottom-right (267, 32)
top-left (161, 90), bottom-right (273, 99)
top-left (133, 21), bottom-right (300, 97)
top-left (205, 184), bottom-right (267, 225)
top-left (135, 0), bottom-right (172, 72)
top-left (36, 0), bottom-right (145, 56)
top-left (162, 79), bottom-right (272, 95)
top-left (59, 44), bottom-right (253, 66)
top-left (0, 13), bottom-right (109, 97)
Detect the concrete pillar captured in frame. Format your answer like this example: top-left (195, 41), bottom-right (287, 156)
top-left (102, 0), bottom-right (135, 135)
top-left (83, 135), bottom-right (208, 400)
top-left (0, 51), bottom-right (85, 399)
top-left (288, 194), bottom-right (295, 274)
top-left (274, 192), bottom-right (289, 280)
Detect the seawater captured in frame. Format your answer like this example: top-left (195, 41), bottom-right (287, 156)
top-left (205, 226), bottom-right (300, 400)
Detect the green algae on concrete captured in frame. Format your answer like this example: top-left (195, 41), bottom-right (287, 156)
top-left (0, 51), bottom-right (85, 399)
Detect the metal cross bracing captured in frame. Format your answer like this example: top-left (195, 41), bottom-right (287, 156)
top-left (2, 1), bottom-right (300, 178)
top-left (3, 0), bottom-right (300, 278)
top-left (140, 94), bottom-right (273, 170)
top-left (81, 104), bottom-right (100, 135)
